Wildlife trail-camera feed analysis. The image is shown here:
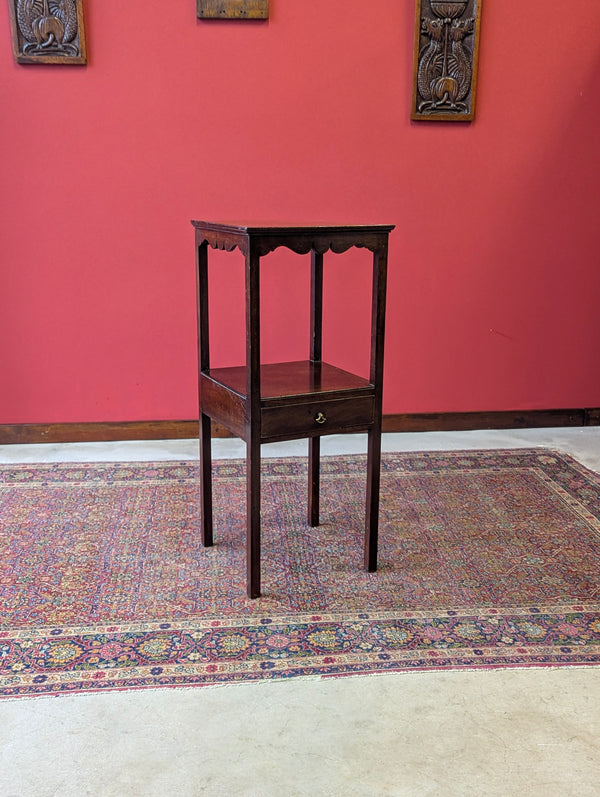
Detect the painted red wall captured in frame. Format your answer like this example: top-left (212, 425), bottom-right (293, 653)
top-left (1, 1), bottom-right (600, 424)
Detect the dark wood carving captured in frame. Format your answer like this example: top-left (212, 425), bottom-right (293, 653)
top-left (190, 222), bottom-right (390, 258)
top-left (197, 0), bottom-right (268, 19)
top-left (8, 0), bottom-right (86, 65)
top-left (411, 0), bottom-right (481, 122)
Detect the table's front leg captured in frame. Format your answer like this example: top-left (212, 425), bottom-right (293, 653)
top-left (308, 249), bottom-right (324, 527)
top-left (196, 240), bottom-right (213, 547)
top-left (364, 243), bottom-right (388, 571)
top-left (246, 434), bottom-right (261, 598)
top-left (246, 242), bottom-right (262, 598)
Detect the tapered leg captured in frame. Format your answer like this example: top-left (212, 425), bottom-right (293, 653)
top-left (364, 240), bottom-right (387, 571)
top-left (308, 248), bottom-right (323, 528)
top-left (196, 239), bottom-right (213, 547)
top-left (364, 426), bottom-right (382, 571)
top-left (308, 436), bottom-right (320, 526)
top-left (247, 436), bottom-right (261, 598)
top-left (245, 241), bottom-right (262, 598)
top-left (199, 412), bottom-right (213, 547)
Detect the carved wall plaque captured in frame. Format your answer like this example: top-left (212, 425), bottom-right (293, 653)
top-left (197, 0), bottom-right (268, 19)
top-left (411, 0), bottom-right (481, 122)
top-left (8, 0), bottom-right (87, 65)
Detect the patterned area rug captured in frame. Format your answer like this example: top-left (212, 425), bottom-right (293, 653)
top-left (1, 449), bottom-right (600, 698)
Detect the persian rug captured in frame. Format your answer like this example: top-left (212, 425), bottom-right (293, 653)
top-left (1, 449), bottom-right (600, 699)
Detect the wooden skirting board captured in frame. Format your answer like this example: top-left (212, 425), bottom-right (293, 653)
top-left (0, 408), bottom-right (598, 445)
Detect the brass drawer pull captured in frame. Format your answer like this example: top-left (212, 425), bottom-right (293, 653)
top-left (315, 412), bottom-right (327, 424)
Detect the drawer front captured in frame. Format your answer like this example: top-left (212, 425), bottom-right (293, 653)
top-left (261, 396), bottom-right (375, 441)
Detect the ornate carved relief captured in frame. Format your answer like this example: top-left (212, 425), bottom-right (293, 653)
top-left (411, 0), bottom-right (481, 122)
top-left (197, 0), bottom-right (268, 19)
top-left (8, 0), bottom-right (87, 65)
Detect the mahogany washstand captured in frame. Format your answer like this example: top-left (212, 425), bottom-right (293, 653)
top-left (192, 221), bottom-right (394, 598)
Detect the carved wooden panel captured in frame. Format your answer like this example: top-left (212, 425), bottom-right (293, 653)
top-left (411, 0), bottom-right (481, 122)
top-left (197, 0), bottom-right (268, 19)
top-left (8, 0), bottom-right (86, 65)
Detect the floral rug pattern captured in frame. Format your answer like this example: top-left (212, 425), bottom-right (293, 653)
top-left (1, 450), bottom-right (599, 698)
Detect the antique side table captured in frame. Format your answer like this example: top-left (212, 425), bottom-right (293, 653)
top-left (192, 221), bottom-right (394, 598)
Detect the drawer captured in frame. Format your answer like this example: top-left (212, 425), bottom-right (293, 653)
top-left (261, 395), bottom-right (375, 442)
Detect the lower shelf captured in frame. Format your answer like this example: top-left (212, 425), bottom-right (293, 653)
top-left (205, 360), bottom-right (372, 400)
top-left (200, 360), bottom-right (377, 443)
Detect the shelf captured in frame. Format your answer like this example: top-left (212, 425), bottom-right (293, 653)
top-left (204, 360), bottom-right (372, 401)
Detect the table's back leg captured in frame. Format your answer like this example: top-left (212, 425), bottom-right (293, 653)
top-left (308, 436), bottom-right (320, 526)
top-left (199, 413), bottom-right (213, 546)
top-left (364, 425), bottom-right (381, 571)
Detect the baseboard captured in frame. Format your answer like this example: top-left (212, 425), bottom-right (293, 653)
top-left (0, 420), bottom-right (200, 445)
top-left (382, 408), bottom-right (600, 433)
top-left (0, 408), bottom-right (598, 445)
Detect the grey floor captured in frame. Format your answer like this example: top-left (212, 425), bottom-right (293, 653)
top-left (1, 428), bottom-right (600, 796)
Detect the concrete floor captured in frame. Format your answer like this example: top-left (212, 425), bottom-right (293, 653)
top-left (1, 428), bottom-right (600, 796)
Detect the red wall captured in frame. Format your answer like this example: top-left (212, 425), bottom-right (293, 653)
top-left (1, 1), bottom-right (600, 424)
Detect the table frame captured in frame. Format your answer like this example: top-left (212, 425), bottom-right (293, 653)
top-left (192, 221), bottom-right (394, 598)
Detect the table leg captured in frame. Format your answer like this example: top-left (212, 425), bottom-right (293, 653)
top-left (308, 246), bottom-right (323, 528)
top-left (308, 436), bottom-right (320, 526)
top-left (199, 412), bottom-right (213, 547)
top-left (247, 435), bottom-right (261, 598)
top-left (364, 426), bottom-right (382, 571)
